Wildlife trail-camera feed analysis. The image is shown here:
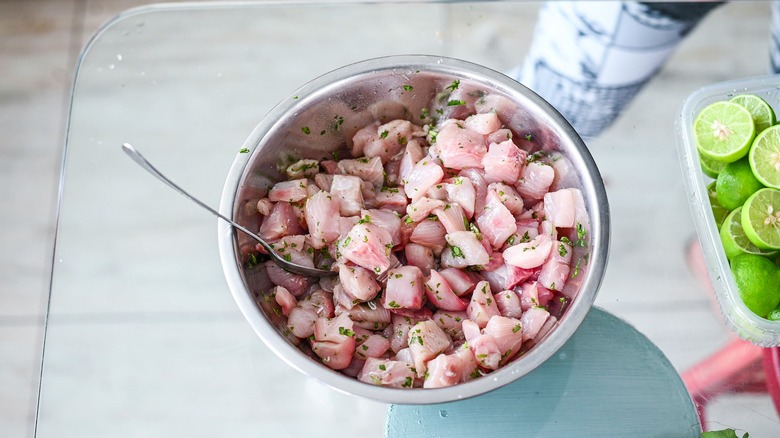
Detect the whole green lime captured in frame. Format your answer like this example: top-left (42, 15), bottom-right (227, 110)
top-left (730, 253), bottom-right (780, 318)
top-left (716, 158), bottom-right (765, 211)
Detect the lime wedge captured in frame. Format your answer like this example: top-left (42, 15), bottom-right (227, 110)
top-left (749, 124), bottom-right (780, 189)
top-left (730, 94), bottom-right (776, 134)
top-left (720, 207), bottom-right (777, 259)
top-left (700, 153), bottom-right (727, 178)
top-left (741, 188), bottom-right (780, 250)
top-left (707, 181), bottom-right (729, 229)
top-left (694, 101), bottom-right (755, 163)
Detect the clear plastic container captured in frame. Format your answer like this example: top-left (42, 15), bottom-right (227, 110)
top-left (677, 74), bottom-right (780, 347)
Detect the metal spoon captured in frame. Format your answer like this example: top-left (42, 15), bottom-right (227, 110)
top-left (121, 143), bottom-right (337, 277)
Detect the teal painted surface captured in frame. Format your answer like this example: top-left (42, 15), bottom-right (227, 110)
top-left (386, 307), bottom-right (701, 437)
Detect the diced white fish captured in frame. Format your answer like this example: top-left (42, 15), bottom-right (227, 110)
top-left (435, 122), bottom-right (487, 169)
top-left (538, 240), bottom-right (572, 292)
top-left (305, 191), bottom-right (341, 249)
top-left (458, 168), bottom-right (489, 213)
top-left (273, 286), bottom-right (297, 317)
top-left (370, 188), bottom-right (408, 215)
top-left (425, 270), bottom-right (468, 311)
top-left (406, 197), bottom-right (447, 222)
top-left (467, 281), bottom-right (501, 328)
top-left (398, 139), bottom-right (425, 186)
top-left (482, 315), bottom-right (524, 364)
top-left (516, 161), bottom-right (555, 201)
top-left (365, 119), bottom-right (414, 163)
top-left (434, 204), bottom-right (468, 234)
top-left (341, 223), bottom-right (393, 275)
top-left (476, 190), bottom-right (517, 250)
top-left (299, 289), bottom-right (335, 318)
top-left (358, 357), bottom-right (417, 388)
top-left (520, 306), bottom-right (550, 342)
top-left (268, 178), bottom-right (309, 203)
top-left (409, 219), bottom-right (447, 254)
top-left (464, 112), bottom-right (502, 135)
top-left (355, 334), bottom-right (391, 359)
top-left (338, 263), bottom-right (381, 302)
top-left (286, 159), bottom-right (320, 180)
top-left (338, 156), bottom-right (385, 189)
top-left (503, 233), bottom-right (553, 269)
top-left (287, 307), bottom-right (318, 338)
top-left (444, 231), bottom-right (490, 268)
top-left (343, 303), bottom-right (392, 326)
top-left (351, 121), bottom-right (381, 157)
top-left (256, 198), bottom-right (273, 216)
top-left (265, 261), bottom-right (311, 297)
top-left (486, 128), bottom-right (514, 145)
top-left (313, 173), bottom-right (334, 192)
top-left (462, 320), bottom-right (502, 371)
top-left (544, 188), bottom-right (576, 229)
top-left (489, 182), bottom-right (524, 216)
top-left (259, 201), bottom-right (305, 242)
top-left (494, 289), bottom-right (523, 319)
top-left (407, 320), bottom-right (452, 378)
top-left (404, 243), bottom-right (435, 276)
top-left (330, 175), bottom-right (364, 216)
top-left (481, 139), bottom-right (525, 184)
top-left (383, 265), bottom-right (424, 310)
top-left (443, 176), bottom-right (476, 218)
top-left (433, 310), bottom-right (467, 340)
top-left (362, 209), bottom-right (402, 247)
top-left (311, 338), bottom-right (356, 370)
top-left (438, 268), bottom-right (476, 296)
top-left (403, 155), bottom-right (444, 203)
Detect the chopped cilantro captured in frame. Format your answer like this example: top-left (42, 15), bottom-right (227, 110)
top-left (446, 79), bottom-right (460, 91)
top-left (402, 377), bottom-right (413, 388)
top-left (301, 126), bottom-right (311, 135)
top-left (525, 133), bottom-right (532, 141)
top-left (403, 85), bottom-right (413, 91)
top-left (388, 301), bottom-right (400, 308)
top-left (379, 130), bottom-right (389, 139)
top-left (447, 99), bottom-right (466, 106)
top-left (239, 147), bottom-right (250, 154)
top-left (450, 245), bottom-right (465, 259)
top-left (338, 327), bottom-right (355, 337)
top-left (357, 215), bottom-right (372, 224)
top-left (513, 324), bottom-right (521, 333)
top-left (558, 244), bottom-right (568, 257)
top-left (379, 364), bottom-right (387, 371)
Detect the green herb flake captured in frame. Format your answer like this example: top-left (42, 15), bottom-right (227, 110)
top-left (301, 126), bottom-right (311, 135)
top-left (388, 301), bottom-right (400, 308)
top-left (239, 147), bottom-right (250, 154)
top-left (357, 215), bottom-right (372, 224)
top-left (525, 133), bottom-right (533, 141)
top-left (447, 99), bottom-right (466, 107)
top-left (402, 377), bottom-right (413, 388)
top-left (512, 324), bottom-right (521, 333)
top-left (338, 327), bottom-right (355, 337)
top-left (446, 79), bottom-right (460, 92)
top-left (403, 85), bottom-right (414, 91)
top-left (379, 364), bottom-right (387, 371)
top-left (379, 130), bottom-right (389, 139)
top-left (558, 244), bottom-right (568, 257)
top-left (342, 236), bottom-right (351, 248)
top-left (450, 245), bottom-right (465, 259)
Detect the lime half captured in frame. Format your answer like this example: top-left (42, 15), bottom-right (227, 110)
top-left (741, 188), bottom-right (780, 250)
top-left (730, 94), bottom-right (776, 134)
top-left (694, 101), bottom-right (755, 163)
top-left (749, 124), bottom-right (780, 189)
top-left (720, 207), bottom-right (777, 259)
top-left (701, 154), bottom-right (727, 178)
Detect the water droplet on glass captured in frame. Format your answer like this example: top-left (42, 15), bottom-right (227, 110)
top-left (116, 54), bottom-right (123, 61)
top-left (439, 410), bottom-right (448, 417)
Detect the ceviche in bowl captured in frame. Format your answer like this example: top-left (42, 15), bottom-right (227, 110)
top-left (218, 55), bottom-right (609, 404)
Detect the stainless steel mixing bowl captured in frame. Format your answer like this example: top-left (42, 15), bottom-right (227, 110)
top-left (218, 55), bottom-right (609, 404)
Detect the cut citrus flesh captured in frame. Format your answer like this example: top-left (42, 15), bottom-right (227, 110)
top-left (730, 94), bottom-right (776, 134)
top-left (694, 101), bottom-right (755, 163)
top-left (700, 153), bottom-right (727, 178)
top-left (720, 207), bottom-right (777, 259)
top-left (741, 188), bottom-right (780, 250)
top-left (749, 124), bottom-right (780, 189)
